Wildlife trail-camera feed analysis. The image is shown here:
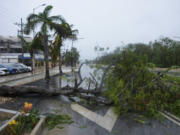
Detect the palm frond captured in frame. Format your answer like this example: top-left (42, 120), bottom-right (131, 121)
top-left (72, 29), bottom-right (79, 35)
top-left (49, 22), bottom-right (67, 36)
top-left (49, 15), bottom-right (65, 23)
top-left (27, 14), bottom-right (40, 23)
top-left (25, 13), bottom-right (42, 34)
top-left (31, 32), bottom-right (44, 51)
top-left (24, 19), bottom-right (42, 34)
top-left (43, 5), bottom-right (53, 16)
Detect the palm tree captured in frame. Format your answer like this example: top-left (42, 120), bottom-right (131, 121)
top-left (18, 33), bottom-right (44, 73)
top-left (50, 22), bottom-right (78, 74)
top-left (25, 5), bottom-right (64, 80)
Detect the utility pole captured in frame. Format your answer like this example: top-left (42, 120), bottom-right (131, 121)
top-left (14, 18), bottom-right (25, 64)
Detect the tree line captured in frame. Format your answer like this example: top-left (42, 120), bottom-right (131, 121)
top-left (97, 37), bottom-right (180, 68)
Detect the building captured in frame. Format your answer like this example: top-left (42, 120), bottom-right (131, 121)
top-left (0, 35), bottom-right (44, 65)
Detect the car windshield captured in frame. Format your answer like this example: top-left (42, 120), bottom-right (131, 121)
top-left (17, 65), bottom-right (24, 67)
top-left (14, 64), bottom-right (24, 68)
top-left (19, 64), bottom-right (27, 67)
top-left (3, 64), bottom-right (14, 68)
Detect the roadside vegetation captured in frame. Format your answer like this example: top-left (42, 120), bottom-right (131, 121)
top-left (63, 47), bottom-right (80, 66)
top-left (95, 38), bottom-right (180, 118)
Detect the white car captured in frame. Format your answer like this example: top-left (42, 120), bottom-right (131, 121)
top-left (14, 63), bottom-right (32, 72)
top-left (0, 67), bottom-right (9, 75)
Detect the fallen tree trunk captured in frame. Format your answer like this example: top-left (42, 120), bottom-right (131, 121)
top-left (0, 85), bottom-right (109, 105)
top-left (0, 63), bottom-right (112, 105)
top-left (0, 85), bottom-right (100, 97)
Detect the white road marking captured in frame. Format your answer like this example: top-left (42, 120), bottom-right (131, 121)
top-left (159, 112), bottom-right (180, 127)
top-left (71, 104), bottom-right (118, 132)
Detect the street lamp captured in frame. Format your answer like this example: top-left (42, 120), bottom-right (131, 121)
top-left (32, 3), bottom-right (46, 75)
top-left (33, 3), bottom-right (46, 14)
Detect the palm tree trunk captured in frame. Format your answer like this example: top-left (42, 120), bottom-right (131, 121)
top-left (43, 35), bottom-right (50, 80)
top-left (31, 52), bottom-right (34, 74)
top-left (32, 52), bottom-right (35, 74)
top-left (59, 45), bottom-right (63, 75)
top-left (29, 49), bottom-right (34, 74)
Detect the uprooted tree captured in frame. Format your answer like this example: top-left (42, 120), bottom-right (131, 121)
top-left (101, 50), bottom-right (180, 118)
top-left (0, 63), bottom-right (111, 105)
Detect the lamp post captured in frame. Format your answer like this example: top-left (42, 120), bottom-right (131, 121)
top-left (33, 3), bottom-right (46, 13)
top-left (31, 3), bottom-right (46, 75)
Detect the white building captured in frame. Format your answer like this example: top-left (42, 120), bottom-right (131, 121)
top-left (0, 35), bottom-right (44, 65)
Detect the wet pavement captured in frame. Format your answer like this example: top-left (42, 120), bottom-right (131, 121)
top-left (0, 65), bottom-right (180, 135)
top-left (0, 67), bottom-right (47, 83)
top-left (1, 95), bottom-right (180, 135)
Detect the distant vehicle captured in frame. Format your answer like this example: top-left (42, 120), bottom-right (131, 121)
top-left (0, 64), bottom-right (18, 74)
top-left (0, 67), bottom-right (9, 75)
top-left (13, 63), bottom-right (32, 72)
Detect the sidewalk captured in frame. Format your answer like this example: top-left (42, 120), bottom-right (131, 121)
top-left (0, 66), bottom-right (72, 86)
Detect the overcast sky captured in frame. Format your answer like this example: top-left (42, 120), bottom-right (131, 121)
top-left (1, 0), bottom-right (180, 59)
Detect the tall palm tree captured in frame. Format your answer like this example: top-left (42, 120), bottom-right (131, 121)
top-left (51, 22), bottom-right (78, 74)
top-left (25, 5), bottom-right (64, 80)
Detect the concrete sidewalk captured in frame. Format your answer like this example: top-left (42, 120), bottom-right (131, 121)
top-left (0, 66), bottom-right (72, 86)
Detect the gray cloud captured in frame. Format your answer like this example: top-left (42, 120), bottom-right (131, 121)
top-left (1, 0), bottom-right (180, 59)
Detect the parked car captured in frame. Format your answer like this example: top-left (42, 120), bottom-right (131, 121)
top-left (10, 64), bottom-right (27, 73)
top-left (17, 63), bottom-right (32, 72)
top-left (0, 64), bottom-right (18, 74)
top-left (22, 64), bottom-right (32, 72)
top-left (13, 63), bottom-right (32, 72)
